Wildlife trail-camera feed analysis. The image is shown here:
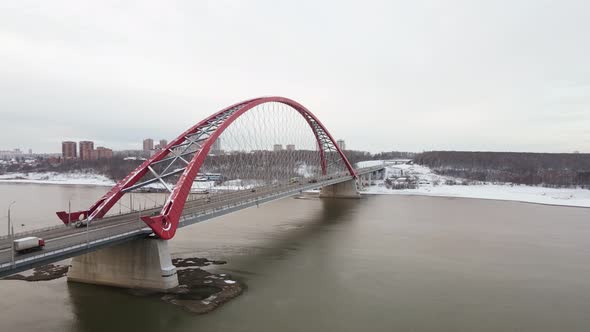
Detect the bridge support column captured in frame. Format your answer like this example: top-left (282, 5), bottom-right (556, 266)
top-left (68, 237), bottom-right (178, 291)
top-left (319, 179), bottom-right (360, 198)
top-left (357, 174), bottom-right (370, 190)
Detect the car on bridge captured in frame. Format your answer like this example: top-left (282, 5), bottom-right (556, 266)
top-left (73, 220), bottom-right (89, 228)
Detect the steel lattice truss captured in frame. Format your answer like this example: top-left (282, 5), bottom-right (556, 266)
top-left (56, 97), bottom-right (356, 239)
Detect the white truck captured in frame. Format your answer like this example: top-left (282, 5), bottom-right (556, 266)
top-left (13, 237), bottom-right (45, 253)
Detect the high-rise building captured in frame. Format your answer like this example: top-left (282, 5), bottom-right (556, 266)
top-left (143, 138), bottom-right (154, 151)
top-left (79, 141), bottom-right (94, 160)
top-left (273, 144), bottom-right (283, 152)
top-left (0, 149), bottom-right (23, 159)
top-left (336, 139), bottom-right (346, 150)
top-left (159, 139), bottom-right (168, 150)
top-left (28, 148), bottom-right (32, 155)
top-left (286, 144), bottom-right (295, 151)
top-left (62, 141), bottom-right (77, 159)
top-left (90, 147), bottom-right (113, 160)
top-left (96, 147), bottom-right (113, 159)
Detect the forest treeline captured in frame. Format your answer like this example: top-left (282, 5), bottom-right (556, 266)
top-left (7, 150), bottom-right (415, 182)
top-left (9, 150), bottom-right (588, 189)
top-left (343, 151), bottom-right (415, 165)
top-left (415, 151), bottom-right (590, 188)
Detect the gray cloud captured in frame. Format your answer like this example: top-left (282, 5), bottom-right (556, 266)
top-left (0, 0), bottom-right (589, 153)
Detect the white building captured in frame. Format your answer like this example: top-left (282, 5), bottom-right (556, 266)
top-left (211, 138), bottom-right (222, 153)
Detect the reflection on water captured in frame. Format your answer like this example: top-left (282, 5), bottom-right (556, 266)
top-left (66, 283), bottom-right (187, 332)
top-left (1, 183), bottom-right (590, 332)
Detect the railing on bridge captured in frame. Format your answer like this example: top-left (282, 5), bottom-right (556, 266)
top-left (0, 165), bottom-right (386, 277)
top-left (0, 172), bottom-right (369, 276)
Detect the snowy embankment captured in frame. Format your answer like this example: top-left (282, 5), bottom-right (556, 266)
top-left (0, 171), bottom-right (259, 192)
top-left (0, 171), bottom-right (115, 186)
top-left (358, 160), bottom-right (590, 208)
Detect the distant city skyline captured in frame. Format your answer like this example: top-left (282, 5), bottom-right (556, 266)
top-left (61, 140), bottom-right (112, 160)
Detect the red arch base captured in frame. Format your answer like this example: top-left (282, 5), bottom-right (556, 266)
top-left (56, 97), bottom-right (356, 239)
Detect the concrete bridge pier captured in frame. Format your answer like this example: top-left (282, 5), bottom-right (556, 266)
top-left (68, 237), bottom-right (178, 291)
top-left (374, 168), bottom-right (386, 180)
top-left (360, 173), bottom-right (372, 189)
top-left (319, 179), bottom-right (360, 198)
top-left (357, 168), bottom-right (386, 190)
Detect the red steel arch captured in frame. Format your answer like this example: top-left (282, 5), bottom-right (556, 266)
top-left (57, 96), bottom-right (355, 239)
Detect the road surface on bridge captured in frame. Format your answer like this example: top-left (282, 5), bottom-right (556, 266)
top-left (0, 166), bottom-right (384, 277)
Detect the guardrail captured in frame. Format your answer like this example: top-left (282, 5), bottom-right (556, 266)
top-left (356, 165), bottom-right (387, 174)
top-left (0, 170), bottom-right (373, 244)
top-left (0, 173), bottom-right (362, 276)
top-left (0, 224), bottom-right (66, 241)
top-left (0, 224), bottom-right (150, 272)
top-left (178, 174), bottom-right (355, 226)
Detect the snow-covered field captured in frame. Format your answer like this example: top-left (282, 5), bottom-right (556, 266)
top-left (359, 161), bottom-right (590, 208)
top-left (0, 171), bottom-right (115, 186)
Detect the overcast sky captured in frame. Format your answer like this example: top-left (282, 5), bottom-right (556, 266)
top-left (1, 0), bottom-right (589, 154)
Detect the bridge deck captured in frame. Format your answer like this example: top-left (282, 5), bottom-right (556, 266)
top-left (0, 166), bottom-right (384, 278)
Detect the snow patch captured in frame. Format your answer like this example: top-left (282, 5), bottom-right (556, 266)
top-left (360, 161), bottom-right (590, 208)
top-left (0, 171), bottom-right (115, 186)
top-left (296, 163), bottom-right (316, 178)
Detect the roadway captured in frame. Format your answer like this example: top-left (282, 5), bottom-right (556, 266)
top-left (0, 166), bottom-right (384, 277)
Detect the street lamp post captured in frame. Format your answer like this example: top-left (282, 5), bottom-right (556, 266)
top-left (68, 199), bottom-right (71, 226)
top-left (7, 201), bottom-right (15, 237)
top-left (8, 201), bottom-right (16, 267)
top-left (66, 194), bottom-right (77, 227)
top-left (86, 217), bottom-right (89, 249)
top-left (11, 224), bottom-right (15, 267)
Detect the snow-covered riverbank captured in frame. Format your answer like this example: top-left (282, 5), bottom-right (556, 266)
top-left (358, 161), bottom-right (590, 208)
top-left (0, 172), bottom-right (259, 192)
top-left (0, 171), bottom-right (115, 186)
top-left (2, 164), bottom-right (589, 208)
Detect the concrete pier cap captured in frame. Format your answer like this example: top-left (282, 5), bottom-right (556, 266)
top-left (68, 237), bottom-right (178, 291)
top-left (319, 178), bottom-right (360, 198)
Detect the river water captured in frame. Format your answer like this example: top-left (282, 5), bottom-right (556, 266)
top-left (0, 182), bottom-right (590, 331)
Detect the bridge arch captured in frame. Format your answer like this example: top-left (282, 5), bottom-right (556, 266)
top-left (57, 96), bottom-right (355, 239)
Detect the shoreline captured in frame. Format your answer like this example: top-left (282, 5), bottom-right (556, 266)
top-left (2, 177), bottom-right (589, 209)
top-left (0, 179), bottom-right (115, 187)
top-left (0, 175), bottom-right (590, 208)
top-left (360, 190), bottom-right (590, 209)
top-left (358, 162), bottom-right (590, 209)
